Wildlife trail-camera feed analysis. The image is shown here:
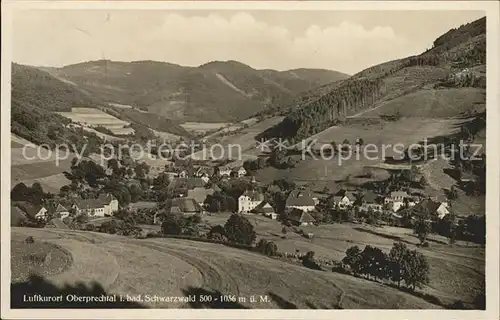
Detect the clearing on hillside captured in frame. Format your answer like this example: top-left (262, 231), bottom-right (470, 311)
top-left (57, 107), bottom-right (134, 136)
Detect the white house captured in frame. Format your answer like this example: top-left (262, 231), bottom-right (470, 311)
top-left (54, 204), bottom-right (70, 219)
top-left (200, 173), bottom-right (210, 185)
top-left (219, 167), bottom-right (232, 177)
top-left (333, 190), bottom-right (357, 209)
top-left (236, 167), bottom-right (247, 177)
top-left (285, 189), bottom-right (316, 212)
top-left (73, 194), bottom-right (119, 217)
top-left (15, 202), bottom-right (48, 221)
top-left (384, 191), bottom-right (409, 212)
top-left (411, 199), bottom-right (450, 220)
top-left (238, 191), bottom-right (265, 213)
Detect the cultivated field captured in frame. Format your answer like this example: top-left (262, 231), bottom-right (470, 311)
top-left (57, 107), bottom-right (135, 136)
top-left (180, 122), bottom-right (230, 134)
top-left (11, 227), bottom-right (444, 309)
top-left (11, 135), bottom-right (73, 191)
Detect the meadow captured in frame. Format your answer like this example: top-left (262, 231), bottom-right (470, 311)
top-left (199, 213), bottom-right (484, 307)
top-left (11, 227), bottom-right (444, 309)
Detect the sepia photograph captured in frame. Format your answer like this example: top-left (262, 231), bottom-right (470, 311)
top-left (1, 1), bottom-right (499, 319)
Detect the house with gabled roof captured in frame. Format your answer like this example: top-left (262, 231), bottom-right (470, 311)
top-left (14, 201), bottom-right (48, 221)
top-left (384, 190), bottom-right (409, 212)
top-left (238, 190), bottom-right (265, 213)
top-left (285, 188), bottom-right (316, 212)
top-left (53, 204), bottom-right (70, 219)
top-left (332, 189), bottom-right (357, 209)
top-left (188, 187), bottom-right (215, 206)
top-left (251, 200), bottom-right (276, 219)
top-left (73, 193), bottom-right (118, 217)
top-left (410, 199), bottom-right (450, 220)
top-left (287, 208), bottom-right (316, 226)
top-left (359, 191), bottom-right (384, 213)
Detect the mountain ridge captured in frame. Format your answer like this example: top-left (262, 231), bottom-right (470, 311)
top-left (36, 59), bottom-right (349, 122)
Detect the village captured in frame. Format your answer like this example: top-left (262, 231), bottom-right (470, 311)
top-left (10, 148), bottom-right (462, 238)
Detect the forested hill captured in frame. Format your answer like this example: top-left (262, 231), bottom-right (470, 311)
top-left (40, 60), bottom-right (349, 123)
top-left (259, 17), bottom-right (486, 144)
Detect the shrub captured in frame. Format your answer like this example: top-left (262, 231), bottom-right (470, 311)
top-left (257, 239), bottom-right (278, 256)
top-left (161, 214), bottom-right (183, 235)
top-left (25, 236), bottom-right (35, 244)
top-left (210, 232), bottom-right (227, 242)
top-left (85, 224), bottom-right (97, 232)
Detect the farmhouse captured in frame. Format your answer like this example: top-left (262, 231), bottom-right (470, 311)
top-left (52, 204), bottom-right (70, 219)
top-left (384, 191), bottom-right (409, 212)
top-left (287, 208), bottom-right (316, 226)
top-left (235, 166), bottom-right (247, 177)
top-left (219, 166), bottom-right (232, 177)
top-left (187, 187), bottom-right (215, 206)
top-left (359, 191), bottom-right (384, 213)
top-left (14, 202), bottom-right (48, 221)
top-left (252, 201), bottom-right (276, 218)
top-left (153, 198), bottom-right (204, 224)
top-left (238, 190), bottom-right (265, 213)
top-left (286, 189), bottom-right (316, 212)
top-left (411, 199), bottom-right (450, 219)
top-left (333, 189), bottom-right (357, 209)
top-left (73, 194), bottom-right (119, 217)
top-left (171, 198), bottom-right (204, 216)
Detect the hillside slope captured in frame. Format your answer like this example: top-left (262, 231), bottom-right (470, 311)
top-left (11, 63), bottom-right (191, 141)
top-left (260, 17), bottom-right (486, 143)
top-left (11, 228), bottom-right (442, 309)
top-left (40, 60), bottom-right (349, 122)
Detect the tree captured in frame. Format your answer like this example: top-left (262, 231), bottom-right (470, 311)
top-left (413, 218), bottom-right (432, 244)
top-left (419, 176), bottom-right (427, 187)
top-left (342, 245), bottom-right (363, 275)
top-left (387, 242), bottom-right (409, 287)
top-left (153, 173), bottom-right (170, 190)
top-left (208, 225), bottom-right (226, 239)
top-left (402, 249), bottom-right (430, 290)
top-left (224, 214), bottom-right (256, 245)
top-left (161, 213), bottom-right (183, 235)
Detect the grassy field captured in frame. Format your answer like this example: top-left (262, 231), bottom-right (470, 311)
top-left (190, 116), bottom-right (284, 162)
top-left (57, 107), bottom-right (134, 136)
top-left (11, 227), bottom-right (451, 309)
top-left (256, 118), bottom-right (462, 187)
top-left (11, 135), bottom-right (73, 191)
top-left (360, 88), bottom-right (485, 118)
top-left (198, 213), bottom-right (484, 306)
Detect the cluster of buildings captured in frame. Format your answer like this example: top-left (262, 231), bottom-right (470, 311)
top-left (332, 188), bottom-right (450, 220)
top-left (11, 193), bottom-right (120, 227)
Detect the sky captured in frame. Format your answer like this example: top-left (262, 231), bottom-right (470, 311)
top-left (12, 10), bottom-right (485, 75)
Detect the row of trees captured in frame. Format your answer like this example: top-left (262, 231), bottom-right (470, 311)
top-left (340, 242), bottom-right (430, 290)
top-left (160, 212), bottom-right (257, 246)
top-left (260, 78), bottom-right (383, 143)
